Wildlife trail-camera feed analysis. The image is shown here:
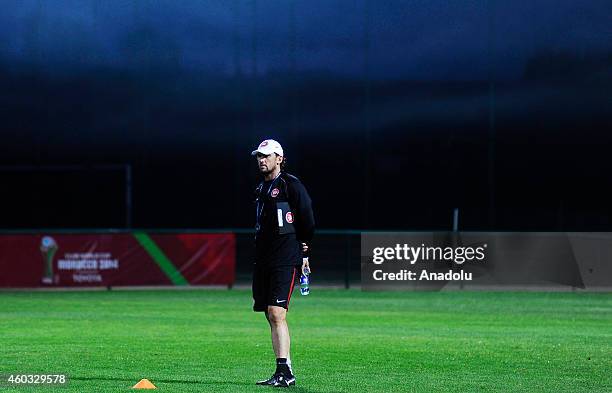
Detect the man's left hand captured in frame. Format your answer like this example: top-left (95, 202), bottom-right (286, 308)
top-left (301, 257), bottom-right (311, 275)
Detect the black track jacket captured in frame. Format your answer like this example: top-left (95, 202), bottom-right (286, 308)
top-left (254, 172), bottom-right (315, 266)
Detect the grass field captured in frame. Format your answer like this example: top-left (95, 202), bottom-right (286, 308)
top-left (1, 289), bottom-right (611, 392)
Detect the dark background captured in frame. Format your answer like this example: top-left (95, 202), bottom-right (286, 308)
top-left (1, 0), bottom-right (611, 231)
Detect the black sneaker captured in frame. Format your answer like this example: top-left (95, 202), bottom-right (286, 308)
top-left (273, 373), bottom-right (295, 388)
top-left (256, 373), bottom-right (279, 386)
top-left (256, 373), bottom-right (296, 387)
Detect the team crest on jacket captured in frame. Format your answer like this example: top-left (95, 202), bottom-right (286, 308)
top-left (271, 188), bottom-right (279, 197)
top-left (285, 211), bottom-right (294, 223)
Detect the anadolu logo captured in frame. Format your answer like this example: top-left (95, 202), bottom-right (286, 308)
top-left (271, 188), bottom-right (279, 197)
top-left (285, 211), bottom-right (294, 223)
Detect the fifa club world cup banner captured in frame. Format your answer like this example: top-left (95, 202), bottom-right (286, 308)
top-left (0, 233), bottom-right (235, 287)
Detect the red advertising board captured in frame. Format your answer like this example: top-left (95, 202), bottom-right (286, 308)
top-left (0, 232), bottom-right (235, 287)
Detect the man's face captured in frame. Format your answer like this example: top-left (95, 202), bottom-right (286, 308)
top-left (256, 152), bottom-right (282, 174)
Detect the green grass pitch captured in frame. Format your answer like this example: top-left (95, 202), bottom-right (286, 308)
top-left (1, 289), bottom-right (611, 392)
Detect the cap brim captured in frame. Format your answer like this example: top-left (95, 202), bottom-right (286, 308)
top-left (252, 148), bottom-right (281, 156)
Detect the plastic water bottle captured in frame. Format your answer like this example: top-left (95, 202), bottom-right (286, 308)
top-left (300, 267), bottom-right (310, 296)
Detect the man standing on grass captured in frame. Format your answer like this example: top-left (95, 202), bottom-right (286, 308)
top-left (251, 139), bottom-right (315, 388)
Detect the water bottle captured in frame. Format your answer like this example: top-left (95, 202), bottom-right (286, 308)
top-left (300, 267), bottom-right (310, 296)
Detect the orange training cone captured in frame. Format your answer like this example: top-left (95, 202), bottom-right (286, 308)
top-left (132, 379), bottom-right (157, 389)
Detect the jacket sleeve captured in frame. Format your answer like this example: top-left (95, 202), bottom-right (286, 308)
top-left (287, 180), bottom-right (315, 257)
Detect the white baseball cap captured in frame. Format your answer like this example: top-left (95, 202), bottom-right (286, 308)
top-left (251, 139), bottom-right (284, 157)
